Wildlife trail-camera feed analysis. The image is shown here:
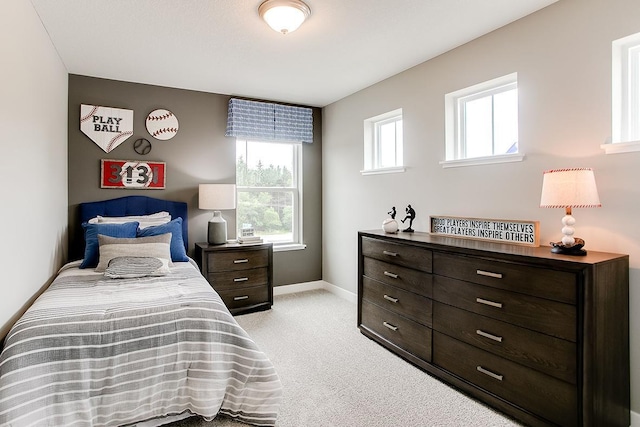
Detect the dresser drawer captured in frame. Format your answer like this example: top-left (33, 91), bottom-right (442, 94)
top-left (361, 237), bottom-right (432, 273)
top-left (363, 257), bottom-right (433, 298)
top-left (217, 286), bottom-right (269, 311)
top-left (362, 276), bottom-right (432, 327)
top-left (207, 267), bottom-right (268, 290)
top-left (433, 332), bottom-right (577, 427)
top-left (433, 276), bottom-right (576, 341)
top-left (361, 299), bottom-right (431, 362)
top-left (433, 302), bottom-right (576, 383)
top-left (433, 252), bottom-right (576, 304)
top-left (207, 249), bottom-right (268, 272)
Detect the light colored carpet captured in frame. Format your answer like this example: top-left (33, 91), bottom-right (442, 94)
top-left (167, 289), bottom-right (521, 427)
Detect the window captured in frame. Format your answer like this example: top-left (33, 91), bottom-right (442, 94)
top-left (607, 32), bottom-right (640, 154)
top-left (362, 109), bottom-right (404, 175)
top-left (444, 73), bottom-right (522, 167)
top-left (236, 140), bottom-right (303, 249)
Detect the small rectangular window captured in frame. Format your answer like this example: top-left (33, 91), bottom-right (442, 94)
top-left (363, 109), bottom-right (405, 175)
top-left (444, 73), bottom-right (522, 166)
top-left (612, 32), bottom-right (640, 145)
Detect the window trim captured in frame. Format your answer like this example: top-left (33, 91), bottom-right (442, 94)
top-left (362, 108), bottom-right (405, 175)
top-left (444, 73), bottom-right (521, 166)
top-left (607, 32), bottom-right (640, 154)
top-left (235, 140), bottom-right (304, 249)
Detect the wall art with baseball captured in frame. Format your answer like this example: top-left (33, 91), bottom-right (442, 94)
top-left (145, 109), bottom-right (179, 140)
top-left (80, 104), bottom-right (134, 153)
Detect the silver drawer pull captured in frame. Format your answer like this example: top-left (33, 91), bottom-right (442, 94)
top-left (234, 259), bottom-right (249, 264)
top-left (382, 250), bottom-right (398, 257)
top-left (383, 294), bottom-right (399, 303)
top-left (477, 366), bottom-right (503, 381)
top-left (476, 269), bottom-right (503, 279)
top-left (383, 271), bottom-right (399, 279)
top-left (476, 329), bottom-right (503, 343)
top-left (383, 321), bottom-right (398, 331)
top-left (234, 277), bottom-right (249, 282)
top-left (476, 298), bottom-right (503, 309)
top-left (234, 295), bottom-right (249, 301)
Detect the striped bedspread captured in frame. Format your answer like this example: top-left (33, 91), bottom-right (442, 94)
top-left (0, 260), bottom-right (282, 427)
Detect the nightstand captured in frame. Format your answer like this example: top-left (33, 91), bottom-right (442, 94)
top-left (195, 242), bottom-right (273, 315)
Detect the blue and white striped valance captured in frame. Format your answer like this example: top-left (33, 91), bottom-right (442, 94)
top-left (225, 98), bottom-right (313, 143)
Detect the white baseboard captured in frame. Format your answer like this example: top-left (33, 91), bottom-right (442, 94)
top-left (274, 280), bottom-right (357, 304)
top-left (632, 409), bottom-right (639, 426)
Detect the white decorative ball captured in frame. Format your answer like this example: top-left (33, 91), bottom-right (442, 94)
top-left (382, 218), bottom-right (398, 233)
top-left (562, 235), bottom-right (575, 246)
top-left (562, 215), bottom-right (576, 226)
top-left (146, 109), bottom-right (179, 140)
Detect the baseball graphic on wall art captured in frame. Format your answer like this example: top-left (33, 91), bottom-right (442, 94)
top-left (145, 109), bottom-right (179, 140)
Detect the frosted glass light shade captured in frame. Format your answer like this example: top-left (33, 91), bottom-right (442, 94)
top-left (259, 0), bottom-right (311, 35)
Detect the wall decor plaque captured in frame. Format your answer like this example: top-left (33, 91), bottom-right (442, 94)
top-left (80, 104), bottom-right (134, 152)
top-left (146, 109), bottom-right (179, 140)
top-left (430, 215), bottom-right (539, 247)
top-left (101, 159), bottom-right (166, 189)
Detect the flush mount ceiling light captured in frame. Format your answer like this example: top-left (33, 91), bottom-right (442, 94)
top-left (259, 0), bottom-right (311, 35)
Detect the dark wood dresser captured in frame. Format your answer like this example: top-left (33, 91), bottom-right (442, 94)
top-left (195, 242), bottom-right (273, 315)
top-left (358, 230), bottom-right (629, 427)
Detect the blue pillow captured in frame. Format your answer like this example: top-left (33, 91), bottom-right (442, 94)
top-left (137, 217), bottom-right (188, 262)
top-left (80, 221), bottom-right (139, 269)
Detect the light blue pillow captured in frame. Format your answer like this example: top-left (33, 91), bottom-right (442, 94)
top-left (137, 217), bottom-right (188, 262)
top-left (80, 221), bottom-right (139, 269)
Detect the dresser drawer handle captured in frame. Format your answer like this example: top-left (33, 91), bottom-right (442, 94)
top-left (234, 259), bottom-right (249, 264)
top-left (477, 366), bottom-right (503, 381)
top-left (233, 295), bottom-right (250, 301)
top-left (476, 298), bottom-right (503, 309)
top-left (382, 250), bottom-right (398, 257)
top-left (383, 294), bottom-right (399, 303)
top-left (383, 321), bottom-right (398, 331)
top-left (476, 269), bottom-right (503, 279)
top-left (476, 329), bottom-right (503, 343)
top-left (383, 271), bottom-right (399, 279)
top-left (234, 277), bottom-right (249, 282)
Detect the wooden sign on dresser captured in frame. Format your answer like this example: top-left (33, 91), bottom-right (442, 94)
top-left (357, 230), bottom-right (629, 427)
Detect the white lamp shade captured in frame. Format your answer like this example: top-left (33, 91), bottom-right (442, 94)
top-left (540, 168), bottom-right (601, 208)
top-left (259, 0), bottom-right (311, 34)
top-left (199, 184), bottom-right (236, 210)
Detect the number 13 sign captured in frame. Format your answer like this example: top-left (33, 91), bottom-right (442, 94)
top-left (101, 159), bottom-right (166, 189)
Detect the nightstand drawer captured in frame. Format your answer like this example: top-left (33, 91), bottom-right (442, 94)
top-left (363, 257), bottom-right (433, 298)
top-left (217, 286), bottom-right (270, 311)
top-left (207, 249), bottom-right (268, 272)
top-left (433, 302), bottom-right (576, 383)
top-left (362, 276), bottom-right (432, 327)
top-left (361, 299), bottom-right (432, 362)
top-left (433, 252), bottom-right (576, 304)
top-left (207, 267), bottom-right (268, 290)
top-left (433, 276), bottom-right (576, 342)
top-left (433, 332), bottom-right (577, 427)
top-left (361, 237), bottom-right (432, 273)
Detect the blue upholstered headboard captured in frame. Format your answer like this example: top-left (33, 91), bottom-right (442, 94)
top-left (78, 196), bottom-right (189, 250)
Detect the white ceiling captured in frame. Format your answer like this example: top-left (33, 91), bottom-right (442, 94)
top-left (30, 0), bottom-right (557, 107)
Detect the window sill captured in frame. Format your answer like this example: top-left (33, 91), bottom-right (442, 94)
top-left (273, 243), bottom-right (307, 252)
top-left (601, 140), bottom-right (640, 154)
top-left (440, 153), bottom-right (525, 169)
top-left (361, 166), bottom-right (406, 176)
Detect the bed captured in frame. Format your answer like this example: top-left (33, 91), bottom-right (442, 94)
top-left (0, 196), bottom-right (282, 427)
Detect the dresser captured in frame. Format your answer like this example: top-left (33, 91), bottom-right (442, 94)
top-left (195, 242), bottom-right (273, 315)
top-left (358, 230), bottom-right (629, 427)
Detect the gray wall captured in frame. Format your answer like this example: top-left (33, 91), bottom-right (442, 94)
top-left (322, 0), bottom-right (640, 415)
top-left (68, 74), bottom-right (321, 286)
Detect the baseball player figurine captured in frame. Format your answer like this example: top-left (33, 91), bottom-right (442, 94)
top-left (401, 204), bottom-right (416, 232)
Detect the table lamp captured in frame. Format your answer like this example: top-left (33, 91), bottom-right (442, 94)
top-left (539, 168), bottom-right (601, 255)
top-left (199, 184), bottom-right (236, 245)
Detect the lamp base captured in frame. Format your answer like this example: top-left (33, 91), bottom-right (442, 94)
top-left (550, 238), bottom-right (587, 256)
top-left (208, 211), bottom-right (228, 245)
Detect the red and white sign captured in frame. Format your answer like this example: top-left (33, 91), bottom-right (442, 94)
top-left (81, 104), bottom-right (134, 152)
top-left (101, 159), bottom-right (166, 189)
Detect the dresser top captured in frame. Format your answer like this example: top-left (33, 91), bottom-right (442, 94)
top-left (359, 230), bottom-right (627, 267)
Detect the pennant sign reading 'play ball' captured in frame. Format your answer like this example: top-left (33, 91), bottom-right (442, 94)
top-left (80, 104), bottom-right (134, 153)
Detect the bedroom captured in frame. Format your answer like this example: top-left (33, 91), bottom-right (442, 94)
top-left (2, 0), bottom-right (640, 425)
